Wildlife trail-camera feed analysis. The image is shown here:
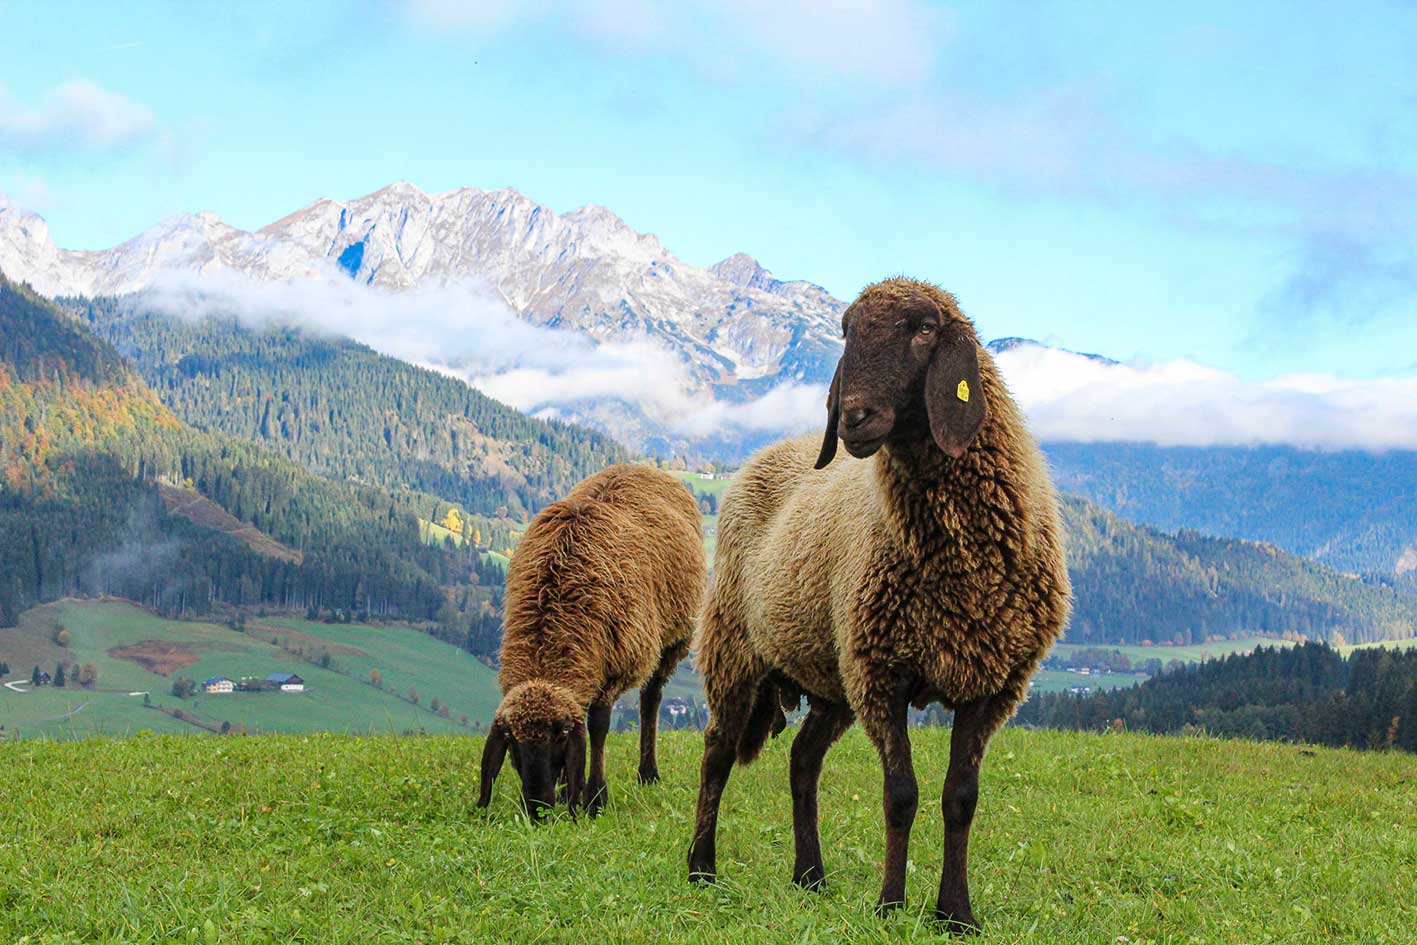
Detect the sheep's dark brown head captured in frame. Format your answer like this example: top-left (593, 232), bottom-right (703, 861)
top-left (477, 681), bottom-right (585, 820)
top-left (816, 278), bottom-right (986, 469)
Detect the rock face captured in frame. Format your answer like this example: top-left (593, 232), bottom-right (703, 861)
top-left (0, 183), bottom-right (844, 391)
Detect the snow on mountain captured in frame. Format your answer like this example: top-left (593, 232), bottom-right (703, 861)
top-left (0, 183), bottom-right (845, 394)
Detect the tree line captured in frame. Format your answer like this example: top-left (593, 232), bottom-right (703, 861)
top-left (1016, 642), bottom-right (1417, 753)
top-left (78, 300), bottom-right (630, 519)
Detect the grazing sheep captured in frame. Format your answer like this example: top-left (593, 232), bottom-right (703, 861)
top-left (478, 464), bottom-right (705, 818)
top-left (687, 278), bottom-right (1071, 932)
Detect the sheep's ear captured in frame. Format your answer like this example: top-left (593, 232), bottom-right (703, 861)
top-left (814, 361), bottom-right (842, 469)
top-left (925, 332), bottom-right (986, 459)
top-left (563, 719), bottom-right (587, 816)
top-left (477, 720), bottom-right (510, 808)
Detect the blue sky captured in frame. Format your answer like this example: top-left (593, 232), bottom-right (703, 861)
top-left (2, 0), bottom-right (1415, 380)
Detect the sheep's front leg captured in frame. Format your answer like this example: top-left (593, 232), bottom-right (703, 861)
top-left (584, 702), bottom-right (612, 816)
top-left (790, 697), bottom-right (853, 890)
top-left (936, 697), bottom-right (1008, 934)
top-left (862, 683), bottom-right (918, 913)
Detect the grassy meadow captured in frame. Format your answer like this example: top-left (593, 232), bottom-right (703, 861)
top-left (2, 726), bottom-right (1413, 944)
top-left (0, 601), bottom-right (498, 740)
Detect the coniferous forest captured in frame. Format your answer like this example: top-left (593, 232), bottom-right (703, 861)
top-left (1016, 642), bottom-right (1417, 752)
top-left (76, 297), bottom-right (631, 519)
top-left (0, 274), bottom-right (497, 641)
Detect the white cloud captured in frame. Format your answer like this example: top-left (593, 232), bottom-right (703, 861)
top-left (995, 344), bottom-right (1417, 452)
top-left (141, 268), bottom-right (825, 441)
top-left (138, 267), bottom-right (1417, 454)
top-left (397, 0), bottom-right (945, 87)
top-left (0, 81), bottom-right (156, 157)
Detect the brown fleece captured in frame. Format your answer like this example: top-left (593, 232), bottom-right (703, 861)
top-left (689, 278), bottom-right (1071, 927)
top-left (494, 464), bottom-right (705, 735)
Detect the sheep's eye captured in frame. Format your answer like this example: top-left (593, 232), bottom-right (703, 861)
top-left (917, 323), bottom-right (935, 336)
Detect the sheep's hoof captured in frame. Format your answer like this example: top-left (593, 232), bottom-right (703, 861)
top-left (584, 783), bottom-right (608, 816)
top-left (792, 865), bottom-right (827, 891)
top-left (935, 910), bottom-right (981, 936)
top-left (638, 767), bottom-right (660, 785)
top-left (688, 868), bottom-right (717, 886)
top-left (874, 897), bottom-right (905, 917)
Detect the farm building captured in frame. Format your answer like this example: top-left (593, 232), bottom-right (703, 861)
top-left (265, 672), bottom-right (305, 692)
top-left (202, 677), bottom-right (234, 694)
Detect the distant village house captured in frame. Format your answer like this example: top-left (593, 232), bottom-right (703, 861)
top-left (265, 672), bottom-right (305, 692)
top-left (202, 677), bottom-right (234, 694)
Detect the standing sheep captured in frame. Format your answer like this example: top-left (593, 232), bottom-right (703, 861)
top-left (687, 278), bottom-right (1071, 932)
top-left (478, 464), bottom-right (705, 818)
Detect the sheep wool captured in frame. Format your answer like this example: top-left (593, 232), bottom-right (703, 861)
top-left (689, 277), bottom-right (1071, 931)
top-left (480, 463), bottom-right (705, 815)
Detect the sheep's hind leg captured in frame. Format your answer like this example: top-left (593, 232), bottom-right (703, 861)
top-left (687, 670), bottom-right (763, 881)
top-left (689, 597), bottom-right (766, 884)
top-left (861, 681), bottom-right (918, 914)
top-left (790, 696), bottom-right (853, 890)
top-left (936, 696), bottom-right (1011, 935)
top-left (583, 702), bottom-right (612, 816)
top-left (639, 641), bottom-right (688, 784)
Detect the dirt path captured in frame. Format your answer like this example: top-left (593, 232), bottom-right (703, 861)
top-left (34, 701), bottom-right (91, 723)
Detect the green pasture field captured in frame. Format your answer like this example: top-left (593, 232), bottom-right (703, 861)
top-left (1028, 669), bottom-right (1148, 694)
top-left (0, 602), bottom-right (490, 740)
top-left (1, 727), bottom-right (1412, 944)
top-left (1050, 637), bottom-right (1295, 665)
top-left (1339, 636), bottom-right (1417, 654)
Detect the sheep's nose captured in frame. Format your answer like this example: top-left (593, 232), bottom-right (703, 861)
top-left (843, 406), bottom-right (874, 431)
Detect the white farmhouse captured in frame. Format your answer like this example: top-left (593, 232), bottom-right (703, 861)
top-left (265, 672), bottom-right (305, 692)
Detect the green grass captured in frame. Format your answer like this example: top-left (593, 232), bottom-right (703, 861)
top-left (670, 469), bottom-right (733, 498)
top-left (0, 727), bottom-right (1412, 944)
top-left (1339, 637), bottom-right (1417, 655)
top-left (418, 517), bottom-right (466, 546)
top-left (260, 617), bottom-right (501, 723)
top-left (0, 601), bottom-right (494, 740)
top-left (1051, 637), bottom-right (1295, 665)
top-left (1028, 669), bottom-right (1149, 694)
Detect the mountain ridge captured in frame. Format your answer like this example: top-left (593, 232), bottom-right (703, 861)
top-left (0, 183), bottom-right (844, 391)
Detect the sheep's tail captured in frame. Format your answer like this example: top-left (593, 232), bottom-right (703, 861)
top-left (734, 677), bottom-right (784, 764)
top-left (735, 673), bottom-right (800, 765)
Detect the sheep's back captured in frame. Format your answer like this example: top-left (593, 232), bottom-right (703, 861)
top-left (499, 465), bottom-right (705, 703)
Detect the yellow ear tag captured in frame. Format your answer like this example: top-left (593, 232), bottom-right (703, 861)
top-left (956, 379), bottom-right (970, 403)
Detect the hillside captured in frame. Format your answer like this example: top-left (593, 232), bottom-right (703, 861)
top-left (1061, 496), bottom-right (1417, 647)
top-left (1047, 441), bottom-right (1417, 575)
top-left (0, 272), bottom-right (492, 633)
top-left (1, 728), bottom-right (1411, 943)
top-left (80, 298), bottom-right (631, 519)
top-left (0, 600), bottom-right (498, 739)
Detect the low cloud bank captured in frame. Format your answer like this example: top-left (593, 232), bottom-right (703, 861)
top-left (143, 269), bottom-right (825, 440)
top-left (142, 270), bottom-right (1417, 453)
top-left (997, 345), bottom-right (1417, 452)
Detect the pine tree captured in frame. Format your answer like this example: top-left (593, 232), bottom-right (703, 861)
top-left (54, 662), bottom-right (66, 687)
